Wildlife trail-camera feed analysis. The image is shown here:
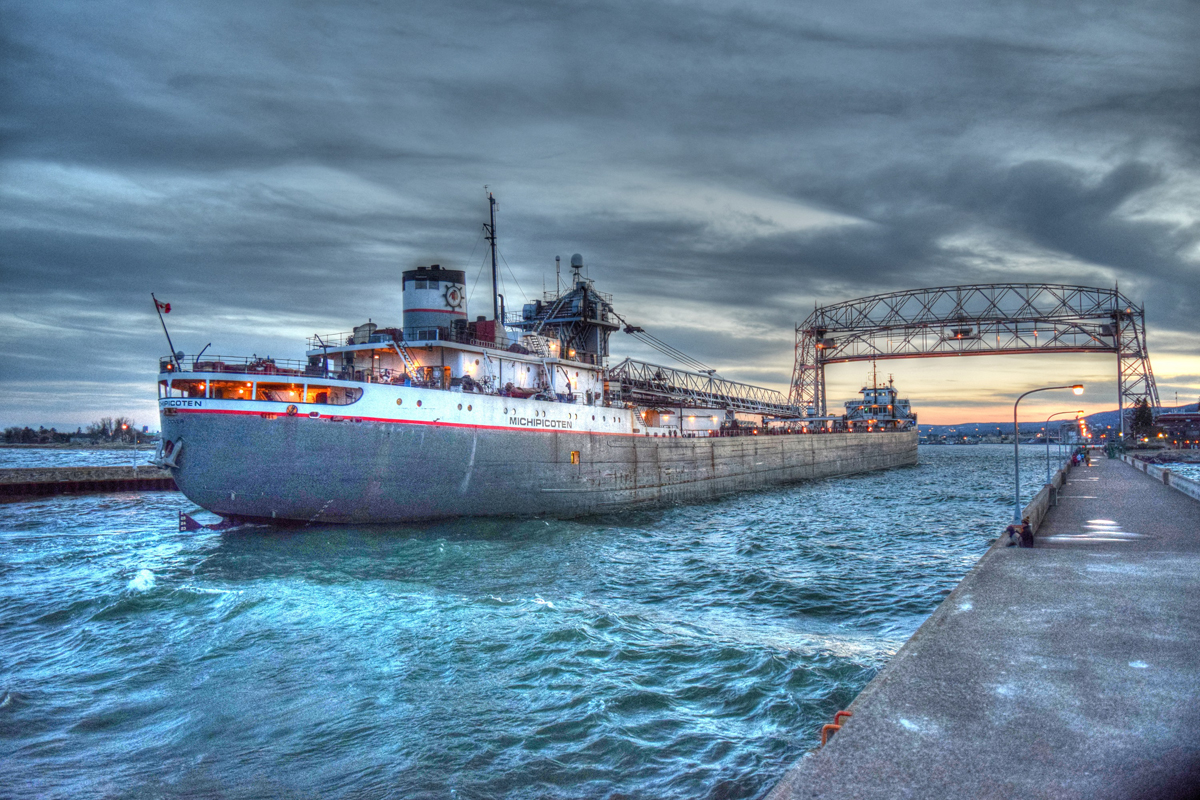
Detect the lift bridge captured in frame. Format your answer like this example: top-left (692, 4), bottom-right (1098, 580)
top-left (607, 358), bottom-right (804, 418)
top-left (789, 283), bottom-right (1160, 436)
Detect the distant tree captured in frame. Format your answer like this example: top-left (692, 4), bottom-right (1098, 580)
top-left (87, 417), bottom-right (116, 440)
top-left (113, 416), bottom-right (134, 442)
top-left (4, 426), bottom-right (39, 444)
top-left (1130, 398), bottom-right (1156, 440)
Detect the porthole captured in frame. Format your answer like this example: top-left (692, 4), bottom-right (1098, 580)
top-left (474, 359), bottom-right (479, 365)
top-left (592, 415), bottom-right (595, 420)
top-left (467, 405), bottom-right (472, 411)
top-left (457, 403), bottom-right (462, 410)
top-left (396, 398), bottom-right (403, 406)
top-left (504, 407), bottom-right (508, 414)
top-left (416, 400), bottom-right (422, 407)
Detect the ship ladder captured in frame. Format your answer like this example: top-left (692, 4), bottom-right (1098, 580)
top-left (391, 341), bottom-right (421, 378)
top-left (532, 294), bottom-right (571, 337)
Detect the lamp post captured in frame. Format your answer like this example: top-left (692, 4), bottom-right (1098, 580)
top-left (122, 423), bottom-right (136, 476)
top-left (1045, 410), bottom-right (1083, 484)
top-left (1013, 384), bottom-right (1084, 522)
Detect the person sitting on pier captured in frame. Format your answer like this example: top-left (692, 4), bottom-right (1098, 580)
top-left (1004, 517), bottom-right (1034, 548)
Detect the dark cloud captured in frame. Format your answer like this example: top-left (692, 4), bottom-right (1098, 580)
top-left (2, 0), bottom-right (1198, 425)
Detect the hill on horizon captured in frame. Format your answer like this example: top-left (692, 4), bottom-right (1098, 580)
top-left (919, 403), bottom-right (1198, 436)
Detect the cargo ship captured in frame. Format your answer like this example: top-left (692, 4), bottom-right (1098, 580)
top-left (154, 196), bottom-right (917, 523)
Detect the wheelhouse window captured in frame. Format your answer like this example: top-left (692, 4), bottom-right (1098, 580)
top-left (210, 380), bottom-right (253, 399)
top-left (255, 383), bottom-right (302, 402)
top-left (160, 379), bottom-right (207, 398)
top-left (302, 385), bottom-right (362, 405)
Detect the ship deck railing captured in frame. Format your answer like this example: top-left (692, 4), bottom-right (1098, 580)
top-left (161, 355), bottom-right (315, 377)
top-left (305, 329), bottom-right (604, 366)
top-left (159, 355), bottom-right (588, 401)
top-left (161, 356), bottom-right (434, 388)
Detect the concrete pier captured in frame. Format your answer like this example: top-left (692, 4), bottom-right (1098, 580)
top-left (768, 455), bottom-right (1200, 800)
top-left (0, 466), bottom-right (177, 499)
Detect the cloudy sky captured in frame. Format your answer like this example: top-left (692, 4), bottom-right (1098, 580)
top-left (2, 0), bottom-right (1198, 429)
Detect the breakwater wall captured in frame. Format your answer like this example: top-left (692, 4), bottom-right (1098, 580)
top-left (768, 452), bottom-right (1200, 799)
top-left (1122, 453), bottom-right (1200, 503)
top-left (766, 456), bottom-right (1076, 799)
top-left (0, 466), bottom-right (177, 499)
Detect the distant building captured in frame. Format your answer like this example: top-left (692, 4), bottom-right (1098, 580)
top-left (1158, 412), bottom-right (1200, 446)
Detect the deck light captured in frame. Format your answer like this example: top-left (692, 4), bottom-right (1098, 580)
top-left (1071, 385), bottom-right (1084, 395)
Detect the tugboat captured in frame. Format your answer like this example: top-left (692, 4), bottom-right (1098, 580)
top-left (154, 195), bottom-right (917, 524)
top-left (843, 365), bottom-right (917, 432)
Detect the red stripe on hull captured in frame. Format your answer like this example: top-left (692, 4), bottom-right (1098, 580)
top-left (166, 407), bottom-right (639, 436)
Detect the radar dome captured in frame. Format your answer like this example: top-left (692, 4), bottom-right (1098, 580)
top-left (570, 253), bottom-right (584, 268)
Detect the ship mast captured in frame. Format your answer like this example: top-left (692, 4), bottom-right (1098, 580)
top-left (484, 191), bottom-right (500, 323)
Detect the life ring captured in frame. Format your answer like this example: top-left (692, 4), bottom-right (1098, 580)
top-left (286, 405), bottom-right (298, 416)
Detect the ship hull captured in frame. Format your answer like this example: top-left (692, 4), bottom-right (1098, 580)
top-left (160, 409), bottom-right (917, 523)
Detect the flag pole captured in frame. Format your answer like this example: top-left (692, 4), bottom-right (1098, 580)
top-left (152, 293), bottom-right (179, 369)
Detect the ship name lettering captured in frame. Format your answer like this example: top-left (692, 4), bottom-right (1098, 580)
top-left (161, 399), bottom-right (203, 408)
top-left (509, 416), bottom-right (573, 430)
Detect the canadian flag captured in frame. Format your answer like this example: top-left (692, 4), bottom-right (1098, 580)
top-left (155, 299), bottom-right (171, 314)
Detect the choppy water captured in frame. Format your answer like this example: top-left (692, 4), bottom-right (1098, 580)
top-left (0, 447), bottom-right (155, 469)
top-left (1, 445), bottom-right (1053, 799)
top-left (1164, 461), bottom-right (1200, 482)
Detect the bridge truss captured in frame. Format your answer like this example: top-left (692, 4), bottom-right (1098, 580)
top-left (790, 284), bottom-right (1159, 436)
top-left (609, 358), bottom-right (803, 418)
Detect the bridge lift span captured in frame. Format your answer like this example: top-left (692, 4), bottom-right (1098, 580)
top-left (789, 284), bottom-right (1159, 437)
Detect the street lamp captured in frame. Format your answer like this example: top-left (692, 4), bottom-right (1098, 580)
top-left (1014, 384), bottom-right (1084, 522)
top-left (1045, 410), bottom-right (1083, 483)
top-left (121, 423), bottom-right (137, 474)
